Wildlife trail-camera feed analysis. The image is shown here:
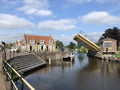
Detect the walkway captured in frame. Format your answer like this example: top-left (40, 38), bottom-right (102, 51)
top-left (0, 52), bottom-right (6, 90)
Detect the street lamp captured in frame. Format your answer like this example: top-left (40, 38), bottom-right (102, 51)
top-left (1, 42), bottom-right (6, 60)
top-left (1, 41), bottom-right (6, 75)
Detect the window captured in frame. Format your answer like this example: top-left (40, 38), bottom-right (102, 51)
top-left (49, 41), bottom-right (53, 45)
top-left (103, 41), bottom-right (112, 48)
top-left (40, 40), bottom-right (44, 44)
top-left (29, 40), bottom-right (35, 45)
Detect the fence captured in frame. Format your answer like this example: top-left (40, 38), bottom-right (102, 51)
top-left (2, 47), bottom-right (35, 90)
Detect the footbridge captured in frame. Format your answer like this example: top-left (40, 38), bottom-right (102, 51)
top-left (74, 34), bottom-right (100, 51)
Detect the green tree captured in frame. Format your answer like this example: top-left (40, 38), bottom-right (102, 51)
top-left (68, 42), bottom-right (76, 49)
top-left (99, 27), bottom-right (120, 47)
top-left (56, 40), bottom-right (64, 49)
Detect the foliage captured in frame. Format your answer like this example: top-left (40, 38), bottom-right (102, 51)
top-left (6, 44), bottom-right (13, 49)
top-left (118, 47), bottom-right (120, 51)
top-left (56, 40), bottom-right (64, 49)
top-left (78, 54), bottom-right (84, 62)
top-left (99, 27), bottom-right (120, 47)
top-left (77, 42), bottom-right (82, 49)
top-left (79, 46), bottom-right (88, 53)
top-left (67, 42), bottom-right (76, 49)
top-left (115, 52), bottom-right (120, 58)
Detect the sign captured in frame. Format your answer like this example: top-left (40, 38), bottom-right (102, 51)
top-left (103, 41), bottom-right (112, 48)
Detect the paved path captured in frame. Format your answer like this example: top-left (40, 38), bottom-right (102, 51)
top-left (0, 52), bottom-right (6, 90)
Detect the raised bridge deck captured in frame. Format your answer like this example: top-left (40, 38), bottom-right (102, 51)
top-left (74, 34), bottom-right (100, 51)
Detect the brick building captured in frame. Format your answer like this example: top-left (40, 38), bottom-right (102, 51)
top-left (24, 34), bottom-right (56, 52)
top-left (100, 38), bottom-right (117, 54)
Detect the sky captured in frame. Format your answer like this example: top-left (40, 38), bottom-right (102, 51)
top-left (0, 0), bottom-right (120, 45)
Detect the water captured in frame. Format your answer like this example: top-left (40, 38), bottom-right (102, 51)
top-left (23, 52), bottom-right (120, 90)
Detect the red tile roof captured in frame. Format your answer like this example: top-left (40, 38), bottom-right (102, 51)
top-left (24, 34), bottom-right (55, 44)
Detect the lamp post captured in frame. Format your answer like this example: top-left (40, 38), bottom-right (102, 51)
top-left (1, 42), bottom-right (6, 60)
top-left (37, 42), bottom-right (39, 53)
top-left (1, 41), bottom-right (6, 75)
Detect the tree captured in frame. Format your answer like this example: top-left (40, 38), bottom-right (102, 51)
top-left (77, 42), bottom-right (82, 49)
top-left (68, 42), bottom-right (76, 49)
top-left (56, 40), bottom-right (64, 49)
top-left (99, 27), bottom-right (120, 47)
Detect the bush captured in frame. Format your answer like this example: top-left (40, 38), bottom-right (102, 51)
top-left (115, 52), bottom-right (120, 58)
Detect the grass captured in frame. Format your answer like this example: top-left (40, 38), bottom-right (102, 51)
top-left (115, 52), bottom-right (120, 58)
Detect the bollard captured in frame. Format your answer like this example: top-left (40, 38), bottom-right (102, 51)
top-left (13, 50), bottom-right (15, 57)
top-left (70, 53), bottom-right (73, 61)
top-left (49, 58), bottom-right (51, 65)
top-left (10, 49), bottom-right (11, 59)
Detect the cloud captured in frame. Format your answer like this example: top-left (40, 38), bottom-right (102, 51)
top-left (66, 0), bottom-right (119, 4)
top-left (38, 19), bottom-right (77, 31)
top-left (0, 13), bottom-right (35, 30)
top-left (54, 34), bottom-right (75, 45)
top-left (1, 0), bottom-right (18, 5)
top-left (66, 0), bottom-right (92, 4)
top-left (18, 0), bottom-right (52, 16)
top-left (87, 32), bottom-right (103, 42)
top-left (81, 11), bottom-right (120, 25)
top-left (97, 0), bottom-right (119, 3)
top-left (0, 33), bottom-right (23, 43)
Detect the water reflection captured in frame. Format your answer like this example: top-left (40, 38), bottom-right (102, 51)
top-left (23, 52), bottom-right (120, 90)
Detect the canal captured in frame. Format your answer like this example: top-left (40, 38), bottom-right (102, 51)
top-left (22, 52), bottom-right (120, 90)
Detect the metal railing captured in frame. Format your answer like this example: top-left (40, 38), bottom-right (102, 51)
top-left (2, 60), bottom-right (35, 90)
top-left (1, 43), bottom-right (35, 90)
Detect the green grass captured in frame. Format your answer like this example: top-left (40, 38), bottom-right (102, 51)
top-left (79, 46), bottom-right (88, 53)
top-left (115, 52), bottom-right (120, 58)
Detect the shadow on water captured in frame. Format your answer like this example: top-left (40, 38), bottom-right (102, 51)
top-left (17, 52), bottom-right (120, 90)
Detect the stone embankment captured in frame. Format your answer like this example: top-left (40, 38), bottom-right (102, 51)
top-left (95, 52), bottom-right (120, 62)
top-left (8, 53), bottom-right (46, 74)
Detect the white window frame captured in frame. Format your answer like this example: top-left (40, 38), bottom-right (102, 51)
top-left (40, 40), bottom-right (44, 44)
top-left (29, 40), bottom-right (35, 45)
top-left (49, 41), bottom-right (53, 45)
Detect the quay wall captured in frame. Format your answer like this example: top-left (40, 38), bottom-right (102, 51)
top-left (37, 51), bottom-right (73, 60)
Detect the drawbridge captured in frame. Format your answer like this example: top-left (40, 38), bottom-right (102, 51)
top-left (74, 34), bottom-right (100, 51)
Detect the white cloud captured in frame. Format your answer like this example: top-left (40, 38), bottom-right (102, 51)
top-left (87, 32), bottom-right (103, 42)
top-left (1, 0), bottom-right (18, 5)
top-left (0, 13), bottom-right (35, 30)
top-left (18, 0), bottom-right (52, 16)
top-left (81, 11), bottom-right (120, 25)
top-left (66, 0), bottom-right (92, 4)
top-left (54, 34), bottom-right (75, 45)
top-left (0, 33), bottom-right (23, 43)
top-left (38, 19), bottom-right (77, 31)
top-left (66, 0), bottom-right (119, 4)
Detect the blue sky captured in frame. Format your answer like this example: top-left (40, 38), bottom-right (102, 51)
top-left (0, 0), bottom-right (120, 45)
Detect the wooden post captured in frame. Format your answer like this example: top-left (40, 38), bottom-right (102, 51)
top-left (70, 53), bottom-right (73, 61)
top-left (49, 57), bottom-right (51, 65)
top-left (10, 49), bottom-right (11, 59)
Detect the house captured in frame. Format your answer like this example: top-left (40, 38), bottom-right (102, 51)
top-left (14, 40), bottom-right (26, 51)
top-left (24, 34), bottom-right (56, 52)
top-left (100, 38), bottom-right (117, 54)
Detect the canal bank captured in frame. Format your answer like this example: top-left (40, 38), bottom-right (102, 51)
top-left (87, 50), bottom-right (120, 63)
